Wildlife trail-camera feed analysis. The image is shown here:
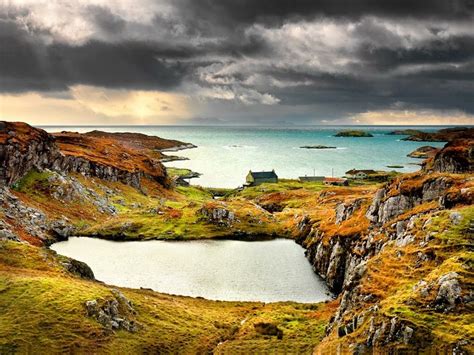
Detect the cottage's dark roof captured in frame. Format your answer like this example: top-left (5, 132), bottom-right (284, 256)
top-left (249, 171), bottom-right (278, 179)
top-left (345, 169), bottom-right (377, 174)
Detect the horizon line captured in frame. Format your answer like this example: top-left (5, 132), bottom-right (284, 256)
top-left (34, 124), bottom-right (474, 128)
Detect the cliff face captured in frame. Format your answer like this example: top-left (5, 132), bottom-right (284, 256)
top-left (427, 139), bottom-right (474, 174)
top-left (0, 122), bottom-right (63, 185)
top-left (0, 122), bottom-right (190, 189)
top-left (299, 143), bottom-right (473, 352)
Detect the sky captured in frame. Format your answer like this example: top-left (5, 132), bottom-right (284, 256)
top-left (1, 0), bottom-right (474, 125)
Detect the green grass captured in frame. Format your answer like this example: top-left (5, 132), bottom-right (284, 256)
top-left (233, 179), bottom-right (327, 200)
top-left (166, 167), bottom-right (194, 178)
top-left (12, 169), bottom-right (53, 193)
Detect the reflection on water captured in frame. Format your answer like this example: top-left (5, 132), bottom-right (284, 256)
top-left (51, 237), bottom-right (332, 303)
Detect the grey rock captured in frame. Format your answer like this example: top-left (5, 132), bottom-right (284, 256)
top-left (0, 228), bottom-right (20, 242)
top-left (335, 199), bottom-right (363, 224)
top-left (62, 258), bottom-right (95, 279)
top-left (449, 212), bottom-right (463, 225)
top-left (366, 188), bottom-right (385, 223)
top-left (395, 234), bottom-right (415, 247)
top-left (84, 290), bottom-right (139, 332)
top-left (198, 205), bottom-right (236, 227)
top-left (403, 326), bottom-right (414, 344)
top-left (396, 221), bottom-right (406, 238)
top-left (435, 272), bottom-right (462, 310)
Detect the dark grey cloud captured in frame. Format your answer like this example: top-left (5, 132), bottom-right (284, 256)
top-left (0, 0), bottom-right (474, 121)
top-left (175, 0), bottom-right (474, 27)
top-left (0, 17), bottom-right (195, 92)
top-left (88, 5), bottom-right (126, 35)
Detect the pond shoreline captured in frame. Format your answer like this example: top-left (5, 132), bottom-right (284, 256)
top-left (50, 236), bottom-right (333, 303)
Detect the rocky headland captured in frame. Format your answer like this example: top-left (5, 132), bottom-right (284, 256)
top-left (0, 122), bottom-right (196, 189)
top-left (0, 122), bottom-right (472, 354)
top-left (407, 145), bottom-right (439, 159)
top-left (389, 127), bottom-right (474, 142)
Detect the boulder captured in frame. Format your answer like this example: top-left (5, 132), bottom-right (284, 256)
top-left (62, 258), bottom-right (95, 279)
top-left (198, 204), bottom-right (236, 227)
top-left (84, 289), bottom-right (139, 332)
top-left (435, 272), bottom-right (462, 311)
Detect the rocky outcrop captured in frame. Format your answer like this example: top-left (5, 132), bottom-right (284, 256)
top-left (407, 146), bottom-right (438, 159)
top-left (427, 139), bottom-right (473, 173)
top-left (301, 171), bottom-right (472, 352)
top-left (46, 172), bottom-right (117, 215)
top-left (0, 122), bottom-right (63, 186)
top-left (198, 203), bottom-right (236, 227)
top-left (61, 155), bottom-right (144, 189)
top-left (0, 218), bottom-right (20, 242)
top-left (304, 228), bottom-right (383, 295)
top-left (366, 176), bottom-right (454, 225)
top-left (0, 121), bottom-right (191, 189)
top-left (335, 199), bottom-right (364, 224)
top-left (434, 272), bottom-right (462, 311)
top-left (0, 169), bottom-right (120, 245)
top-left (0, 187), bottom-right (53, 243)
top-left (54, 131), bottom-right (170, 188)
top-left (85, 289), bottom-right (140, 332)
top-left (61, 257), bottom-right (95, 279)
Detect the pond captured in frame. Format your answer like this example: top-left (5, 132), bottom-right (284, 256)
top-left (51, 237), bottom-right (331, 303)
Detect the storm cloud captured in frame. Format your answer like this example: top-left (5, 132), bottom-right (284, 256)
top-left (1, 0), bottom-right (473, 123)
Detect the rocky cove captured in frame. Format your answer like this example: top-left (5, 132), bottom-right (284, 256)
top-left (0, 122), bottom-right (473, 354)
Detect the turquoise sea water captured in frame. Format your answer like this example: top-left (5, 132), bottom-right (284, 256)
top-left (42, 126), bottom-right (448, 188)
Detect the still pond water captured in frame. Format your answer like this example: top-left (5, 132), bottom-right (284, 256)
top-left (51, 237), bottom-right (331, 303)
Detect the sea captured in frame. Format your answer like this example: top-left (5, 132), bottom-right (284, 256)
top-left (41, 125), bottom-right (449, 188)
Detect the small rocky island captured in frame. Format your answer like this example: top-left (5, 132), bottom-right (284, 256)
top-left (386, 129), bottom-right (422, 136)
top-left (334, 130), bottom-right (373, 137)
top-left (300, 145), bottom-right (337, 149)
